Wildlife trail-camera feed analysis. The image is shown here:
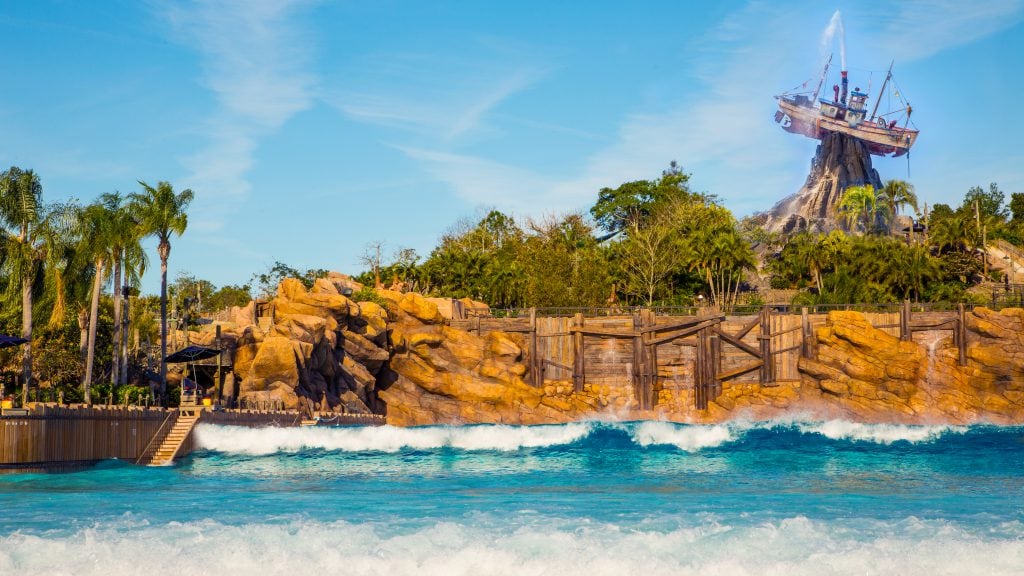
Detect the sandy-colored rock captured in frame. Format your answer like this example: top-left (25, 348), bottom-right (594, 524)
top-left (398, 293), bottom-right (444, 324)
top-left (273, 314), bottom-right (328, 346)
top-left (275, 278), bottom-right (353, 321)
top-left (485, 332), bottom-right (521, 359)
top-left (246, 336), bottom-right (300, 391)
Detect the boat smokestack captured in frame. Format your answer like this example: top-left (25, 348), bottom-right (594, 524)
top-left (840, 70), bottom-right (848, 105)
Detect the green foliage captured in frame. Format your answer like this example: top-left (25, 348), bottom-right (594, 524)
top-left (590, 161), bottom-right (701, 236)
top-left (351, 287), bottom-right (389, 307)
top-left (771, 233), bottom-right (941, 303)
top-left (961, 183), bottom-right (1007, 221)
top-left (251, 261), bottom-right (326, 297)
top-left (1009, 193), bottom-right (1024, 223)
top-left (838, 185), bottom-right (889, 234)
top-left (418, 210), bottom-right (528, 307)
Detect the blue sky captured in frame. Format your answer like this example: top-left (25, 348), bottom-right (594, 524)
top-left (2, 0), bottom-right (1023, 293)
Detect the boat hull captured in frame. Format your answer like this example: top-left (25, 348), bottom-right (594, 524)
top-left (776, 98), bottom-right (918, 157)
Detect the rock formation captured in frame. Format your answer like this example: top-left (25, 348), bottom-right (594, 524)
top-left (762, 131), bottom-right (883, 233)
top-left (187, 273), bottom-right (1024, 425)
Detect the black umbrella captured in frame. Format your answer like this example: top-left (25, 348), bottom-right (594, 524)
top-left (164, 345), bottom-right (220, 363)
top-left (0, 335), bottom-right (28, 349)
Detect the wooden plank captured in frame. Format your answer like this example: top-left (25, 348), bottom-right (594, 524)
top-left (717, 360), bottom-right (763, 382)
top-left (957, 303), bottom-right (968, 367)
top-left (732, 314), bottom-right (762, 340)
top-left (801, 307), bottom-right (813, 359)
top-left (570, 326), bottom-right (634, 338)
top-left (909, 320), bottom-right (956, 330)
top-left (573, 313), bottom-right (585, 393)
top-left (649, 318), bottom-right (722, 346)
top-left (772, 343), bottom-right (803, 355)
top-left (529, 308), bottom-right (540, 387)
top-left (643, 309), bottom-right (657, 409)
top-left (640, 315), bottom-right (724, 334)
top-left (768, 324), bottom-right (802, 337)
top-left (714, 328), bottom-right (762, 359)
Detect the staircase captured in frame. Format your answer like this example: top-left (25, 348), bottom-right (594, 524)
top-left (991, 240), bottom-right (1024, 283)
top-left (138, 411), bottom-right (200, 466)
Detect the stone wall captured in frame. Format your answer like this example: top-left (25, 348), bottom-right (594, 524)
top-left (213, 274), bottom-right (1024, 425)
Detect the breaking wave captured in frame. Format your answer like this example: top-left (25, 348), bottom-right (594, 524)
top-left (3, 516), bottom-right (1023, 576)
top-left (195, 418), bottom-right (984, 456)
top-left (796, 420), bottom-right (968, 444)
top-left (193, 422), bottom-right (595, 455)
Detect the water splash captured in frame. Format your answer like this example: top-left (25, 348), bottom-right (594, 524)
top-left (194, 419), bottom-right (977, 456)
top-left (3, 516), bottom-right (1024, 576)
top-left (821, 10), bottom-right (847, 71)
top-left (193, 422), bottom-right (595, 455)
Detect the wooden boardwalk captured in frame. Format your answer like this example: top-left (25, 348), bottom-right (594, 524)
top-left (1, 405), bottom-right (386, 470)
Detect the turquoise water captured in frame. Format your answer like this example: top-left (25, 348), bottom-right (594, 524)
top-left (2, 420), bottom-right (1024, 574)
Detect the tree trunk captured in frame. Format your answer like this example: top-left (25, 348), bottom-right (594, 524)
top-left (20, 276), bottom-right (32, 406)
top-left (111, 256), bottom-right (122, 387)
top-left (120, 292), bottom-right (129, 386)
top-left (160, 254), bottom-right (169, 402)
top-left (78, 308), bottom-right (89, 359)
top-left (83, 259), bottom-right (104, 404)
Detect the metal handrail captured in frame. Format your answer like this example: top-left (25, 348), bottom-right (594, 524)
top-left (483, 301), bottom-right (979, 319)
top-left (135, 410), bottom-right (174, 465)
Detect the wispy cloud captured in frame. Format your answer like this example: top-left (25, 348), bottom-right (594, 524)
top-left (399, 0), bottom-right (1024, 219)
top-left (874, 0), bottom-right (1024, 62)
top-left (399, 146), bottom-right (557, 213)
top-left (159, 0), bottom-right (318, 231)
top-left (331, 50), bottom-right (549, 143)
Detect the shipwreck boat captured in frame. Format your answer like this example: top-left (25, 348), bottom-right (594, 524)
top-left (774, 57), bottom-right (918, 157)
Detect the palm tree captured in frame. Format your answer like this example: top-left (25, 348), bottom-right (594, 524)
top-left (78, 201), bottom-right (115, 403)
top-left (880, 180), bottom-right (919, 219)
top-left (98, 193), bottom-right (147, 388)
top-left (930, 214), bottom-right (975, 253)
top-left (0, 168), bottom-right (83, 405)
top-left (130, 181), bottom-right (193, 401)
top-left (838, 185), bottom-right (887, 234)
top-left (0, 167), bottom-right (42, 404)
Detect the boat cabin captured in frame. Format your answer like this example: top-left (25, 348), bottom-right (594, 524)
top-left (817, 89), bottom-right (868, 127)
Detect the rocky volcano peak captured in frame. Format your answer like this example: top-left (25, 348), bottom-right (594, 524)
top-left (763, 131), bottom-right (883, 233)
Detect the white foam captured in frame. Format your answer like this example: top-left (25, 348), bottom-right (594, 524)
top-left (194, 422), bottom-right (594, 455)
top-left (630, 421), bottom-right (742, 452)
top-left (797, 420), bottom-right (967, 444)
top-left (2, 516), bottom-right (1022, 576)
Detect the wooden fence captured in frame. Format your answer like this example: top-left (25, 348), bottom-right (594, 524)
top-left (1, 405), bottom-right (386, 470)
top-left (0, 405), bottom-right (173, 470)
top-left (451, 304), bottom-right (969, 410)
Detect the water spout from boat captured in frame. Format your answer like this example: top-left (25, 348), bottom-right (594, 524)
top-left (821, 10), bottom-right (847, 72)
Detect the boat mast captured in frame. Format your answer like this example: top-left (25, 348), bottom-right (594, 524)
top-left (870, 60), bottom-right (894, 122)
top-left (812, 54), bottom-right (833, 101)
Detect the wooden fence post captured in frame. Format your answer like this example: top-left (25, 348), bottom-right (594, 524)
top-left (694, 325), bottom-right (707, 410)
top-left (900, 300), bottom-right (912, 341)
top-left (645, 309), bottom-right (658, 410)
top-left (710, 328), bottom-right (722, 401)
top-left (215, 325), bottom-right (223, 404)
top-left (573, 313), bottom-right (585, 393)
top-left (529, 308), bottom-right (540, 387)
top-left (957, 303), bottom-right (968, 367)
top-left (759, 307), bottom-right (771, 384)
top-left (801, 307), bottom-right (813, 359)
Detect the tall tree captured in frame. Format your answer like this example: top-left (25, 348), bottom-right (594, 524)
top-left (0, 168), bottom-right (83, 404)
top-left (78, 201), bottom-right (115, 403)
top-left (0, 167), bottom-right (43, 404)
top-left (879, 179), bottom-right (919, 230)
top-left (98, 193), bottom-right (147, 387)
top-left (838, 185), bottom-right (889, 234)
top-left (130, 181), bottom-right (193, 402)
top-left (590, 162), bottom-right (698, 236)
